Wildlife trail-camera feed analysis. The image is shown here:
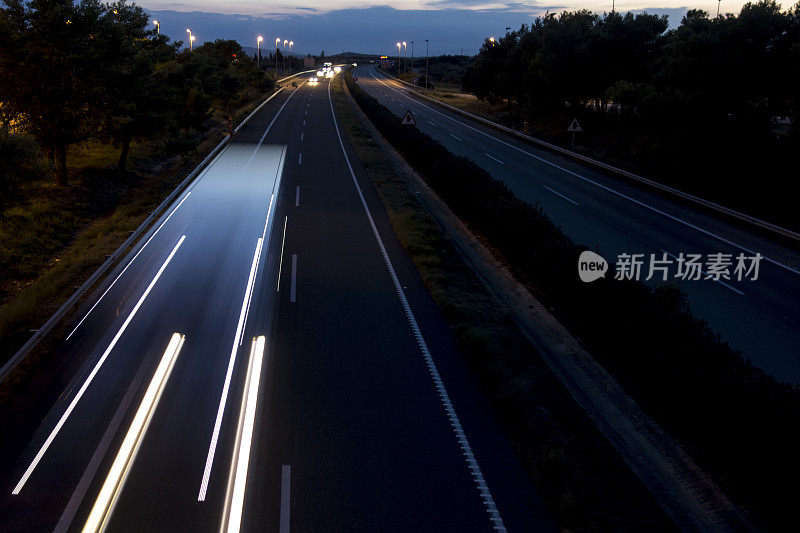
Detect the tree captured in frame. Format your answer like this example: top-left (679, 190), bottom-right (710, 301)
top-left (0, 0), bottom-right (111, 185)
top-left (100, 1), bottom-right (180, 173)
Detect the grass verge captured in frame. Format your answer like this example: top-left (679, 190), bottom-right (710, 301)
top-left (332, 74), bottom-right (675, 531)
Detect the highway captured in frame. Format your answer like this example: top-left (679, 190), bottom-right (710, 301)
top-left (0, 75), bottom-right (553, 531)
top-left (354, 66), bottom-right (800, 384)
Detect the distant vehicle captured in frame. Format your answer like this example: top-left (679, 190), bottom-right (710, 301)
top-left (323, 61), bottom-right (332, 67)
top-left (352, 63), bottom-right (358, 67)
top-left (325, 70), bottom-right (334, 79)
top-left (333, 66), bottom-right (342, 74)
top-left (316, 70), bottom-right (324, 77)
top-left (309, 76), bottom-right (318, 84)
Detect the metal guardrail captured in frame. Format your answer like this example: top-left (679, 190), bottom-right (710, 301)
top-left (371, 68), bottom-right (800, 243)
top-left (277, 69), bottom-right (315, 84)
top-left (0, 88), bottom-right (286, 384)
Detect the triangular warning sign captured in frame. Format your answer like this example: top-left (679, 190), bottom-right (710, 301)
top-left (567, 118), bottom-right (582, 132)
top-left (401, 110), bottom-right (417, 126)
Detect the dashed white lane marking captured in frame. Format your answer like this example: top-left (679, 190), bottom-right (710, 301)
top-left (328, 79), bottom-right (507, 532)
top-left (450, 133), bottom-right (463, 141)
top-left (298, 153), bottom-right (302, 165)
top-left (279, 465), bottom-right (291, 533)
top-left (427, 120), bottom-right (437, 126)
top-left (295, 186), bottom-right (300, 207)
top-left (302, 119), bottom-right (307, 126)
top-left (543, 185), bottom-right (579, 206)
top-left (300, 133), bottom-right (304, 142)
top-left (485, 153), bottom-right (504, 165)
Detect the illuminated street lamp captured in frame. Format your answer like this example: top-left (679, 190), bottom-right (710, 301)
top-left (186, 28), bottom-right (194, 51)
top-left (257, 35), bottom-right (263, 67)
top-left (153, 20), bottom-right (159, 35)
top-left (289, 41), bottom-right (294, 74)
top-left (402, 41), bottom-right (407, 74)
top-left (396, 42), bottom-right (401, 76)
top-left (276, 37), bottom-right (280, 78)
top-left (489, 36), bottom-right (496, 46)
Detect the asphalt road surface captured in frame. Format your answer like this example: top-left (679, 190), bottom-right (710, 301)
top-left (355, 66), bottom-right (800, 384)
top-left (0, 76), bottom-right (553, 532)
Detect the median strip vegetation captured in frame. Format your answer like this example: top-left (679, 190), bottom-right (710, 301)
top-left (342, 69), bottom-right (800, 529)
top-left (332, 75), bottom-right (675, 530)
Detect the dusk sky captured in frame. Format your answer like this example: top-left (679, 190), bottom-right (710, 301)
top-left (142, 1), bottom-right (758, 55)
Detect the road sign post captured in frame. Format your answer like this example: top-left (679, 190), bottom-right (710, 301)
top-left (401, 110), bottom-right (417, 126)
top-left (567, 118), bottom-right (582, 151)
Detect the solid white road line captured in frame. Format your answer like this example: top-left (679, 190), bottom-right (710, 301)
top-left (279, 465), bottom-right (291, 533)
top-left (66, 192), bottom-right (192, 341)
top-left (368, 71), bottom-right (800, 277)
top-left (246, 83), bottom-right (304, 171)
top-left (222, 336), bottom-right (267, 533)
top-left (542, 185), bottom-right (580, 206)
top-left (13, 236), bottom-right (186, 495)
top-left (82, 333), bottom-right (185, 533)
top-left (295, 186), bottom-right (300, 207)
top-left (660, 250), bottom-right (745, 296)
top-left (450, 133), bottom-right (463, 141)
top-left (485, 153), bottom-right (505, 165)
top-left (277, 216), bottom-right (288, 291)
top-left (328, 79), bottom-right (507, 532)
top-left (290, 255), bottom-right (297, 303)
top-left (198, 237), bottom-right (264, 501)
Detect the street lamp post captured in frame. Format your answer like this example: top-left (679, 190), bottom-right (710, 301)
top-left (489, 36), bottom-right (495, 47)
top-left (505, 26), bottom-right (511, 36)
top-left (717, 0), bottom-right (721, 17)
top-left (410, 41), bottom-right (414, 72)
top-left (153, 20), bottom-right (159, 35)
top-left (257, 36), bottom-right (263, 68)
top-left (396, 42), bottom-right (401, 76)
top-left (425, 39), bottom-right (429, 90)
top-left (276, 37), bottom-right (280, 79)
top-left (186, 29), bottom-right (193, 51)
top-left (283, 39), bottom-right (288, 76)
top-left (289, 41), bottom-right (293, 74)
top-left (402, 42), bottom-right (407, 75)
